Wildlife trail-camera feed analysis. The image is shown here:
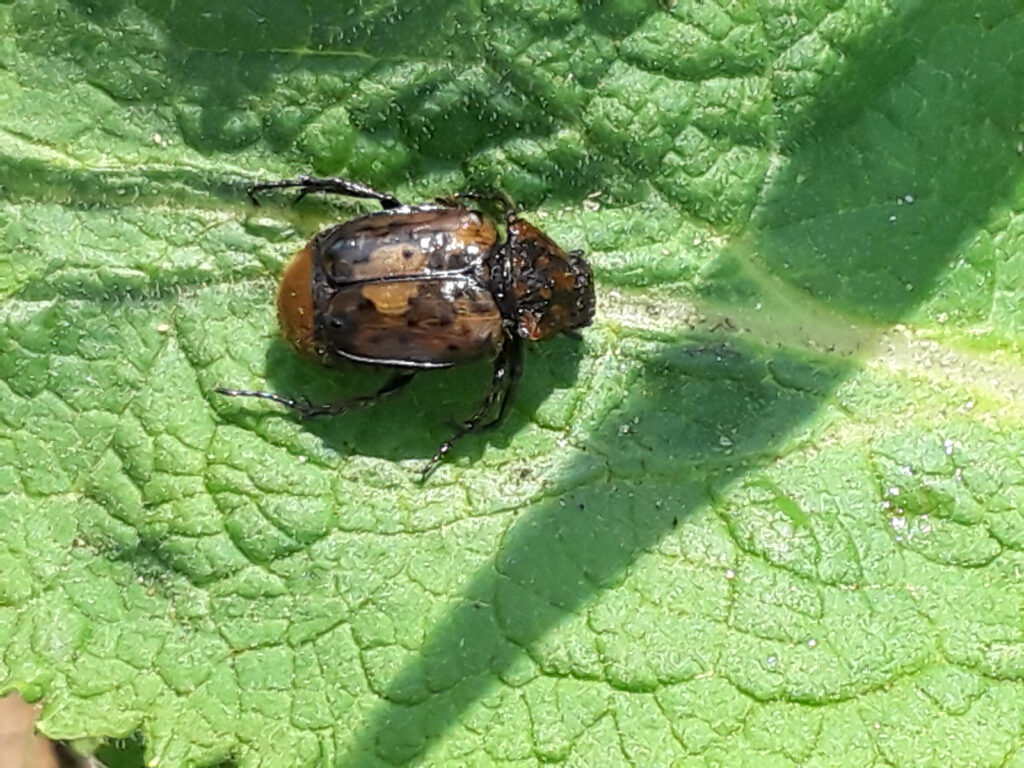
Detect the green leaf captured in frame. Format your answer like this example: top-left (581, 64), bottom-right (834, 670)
top-left (3, 1), bottom-right (1024, 766)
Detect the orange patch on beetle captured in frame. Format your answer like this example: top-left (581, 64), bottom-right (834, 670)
top-left (452, 215), bottom-right (498, 251)
top-left (276, 244), bottom-right (316, 355)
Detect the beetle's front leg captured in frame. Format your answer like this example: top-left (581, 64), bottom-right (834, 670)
top-left (216, 371), bottom-right (415, 419)
top-left (248, 175), bottom-right (403, 210)
top-left (420, 338), bottom-right (524, 480)
top-left (438, 189), bottom-right (517, 224)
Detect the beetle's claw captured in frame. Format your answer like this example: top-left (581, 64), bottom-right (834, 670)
top-left (417, 441), bottom-right (453, 482)
top-left (417, 455), bottom-right (442, 482)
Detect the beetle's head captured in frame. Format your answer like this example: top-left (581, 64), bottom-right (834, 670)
top-left (507, 219), bottom-right (596, 341)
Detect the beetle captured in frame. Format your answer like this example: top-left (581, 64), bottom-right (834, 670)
top-left (216, 175), bottom-right (596, 478)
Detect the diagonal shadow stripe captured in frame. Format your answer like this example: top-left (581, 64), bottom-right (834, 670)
top-left (339, 2), bottom-right (1024, 764)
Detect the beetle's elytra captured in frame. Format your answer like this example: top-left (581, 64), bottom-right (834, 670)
top-left (216, 175), bottom-right (596, 478)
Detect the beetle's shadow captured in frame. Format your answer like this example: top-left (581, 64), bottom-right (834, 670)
top-left (232, 334), bottom-right (587, 467)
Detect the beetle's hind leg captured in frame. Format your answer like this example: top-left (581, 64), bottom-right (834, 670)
top-left (420, 338), bottom-right (524, 481)
top-left (216, 371), bottom-right (415, 419)
top-left (247, 175), bottom-right (402, 210)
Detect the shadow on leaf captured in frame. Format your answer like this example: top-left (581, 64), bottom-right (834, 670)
top-left (214, 334), bottom-right (587, 468)
top-left (339, 2), bottom-right (1024, 764)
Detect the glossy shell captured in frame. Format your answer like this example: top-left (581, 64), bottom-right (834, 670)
top-left (317, 205), bottom-right (497, 281)
top-left (278, 205), bottom-right (504, 368)
top-left (506, 219), bottom-right (596, 340)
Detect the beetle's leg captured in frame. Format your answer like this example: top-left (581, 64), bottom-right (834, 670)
top-left (462, 336), bottom-right (523, 434)
top-left (216, 371), bottom-right (415, 419)
top-left (296, 371), bottom-right (416, 418)
top-left (441, 190), bottom-right (517, 223)
top-left (247, 175), bottom-right (402, 210)
top-left (420, 338), bottom-right (524, 480)
top-left (214, 386), bottom-right (309, 412)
